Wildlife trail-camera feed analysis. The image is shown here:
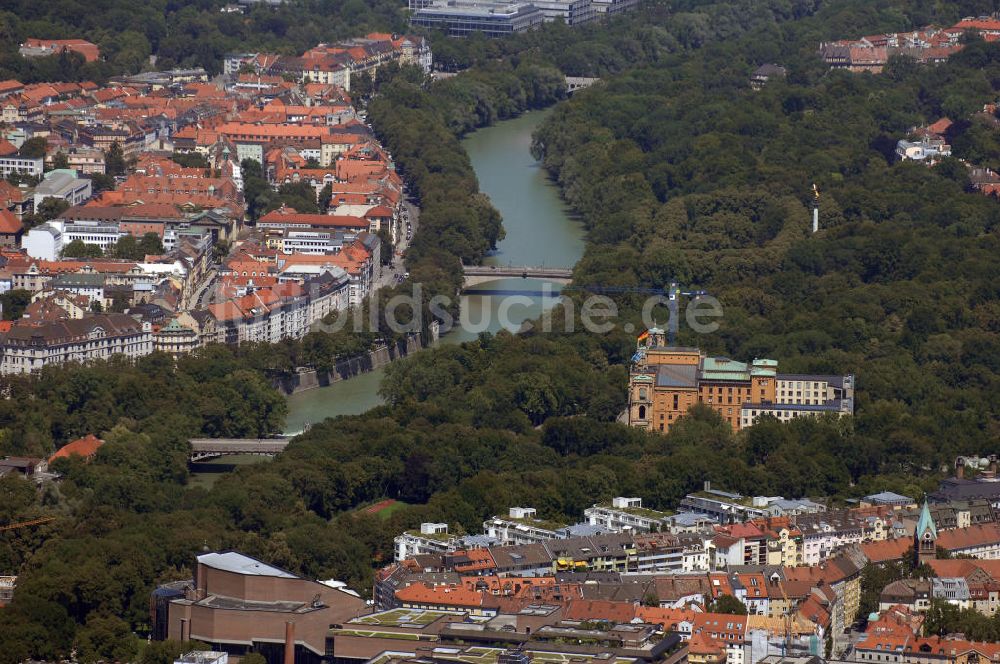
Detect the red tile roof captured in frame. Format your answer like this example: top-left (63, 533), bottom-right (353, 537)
top-left (0, 209), bottom-right (23, 235)
top-left (394, 582), bottom-right (485, 608)
top-left (23, 38), bottom-right (100, 62)
top-left (562, 599), bottom-right (637, 624)
top-left (938, 523), bottom-right (1000, 552)
top-left (860, 538), bottom-right (912, 563)
top-left (49, 434), bottom-right (104, 463)
top-left (927, 117), bottom-right (953, 135)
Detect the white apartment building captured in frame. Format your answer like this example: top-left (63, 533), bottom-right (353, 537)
top-left (21, 223), bottom-right (63, 260)
top-left (585, 497), bottom-right (669, 532)
top-left (775, 374), bottom-right (854, 405)
top-left (483, 507), bottom-right (566, 546)
top-left (303, 62), bottom-right (350, 90)
top-left (0, 314), bottom-right (153, 375)
top-left (0, 155), bottom-right (42, 178)
top-left (394, 523), bottom-right (457, 562)
top-left (282, 231), bottom-right (339, 255)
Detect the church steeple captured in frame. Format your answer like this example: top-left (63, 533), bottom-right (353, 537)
top-left (915, 497), bottom-right (938, 564)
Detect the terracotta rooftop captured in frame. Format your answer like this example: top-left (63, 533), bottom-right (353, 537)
top-left (49, 434), bottom-right (104, 464)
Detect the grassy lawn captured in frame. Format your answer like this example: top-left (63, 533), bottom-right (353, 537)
top-left (374, 500), bottom-right (411, 519)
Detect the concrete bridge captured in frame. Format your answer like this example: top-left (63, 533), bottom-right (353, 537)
top-left (462, 265), bottom-right (573, 288)
top-left (189, 438), bottom-right (290, 462)
top-left (566, 77), bottom-right (600, 93)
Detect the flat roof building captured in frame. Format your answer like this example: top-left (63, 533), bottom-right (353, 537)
top-left (410, 0), bottom-right (546, 37)
top-left (160, 551), bottom-right (366, 663)
top-left (531, 0), bottom-right (596, 24)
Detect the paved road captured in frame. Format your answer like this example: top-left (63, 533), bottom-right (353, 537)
top-left (190, 268), bottom-right (218, 308)
top-left (374, 198), bottom-right (418, 291)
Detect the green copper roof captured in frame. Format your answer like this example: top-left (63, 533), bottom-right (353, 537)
top-left (702, 357), bottom-right (748, 373)
top-left (916, 499), bottom-right (937, 540)
top-left (702, 372), bottom-right (752, 381)
top-left (161, 318), bottom-right (193, 333)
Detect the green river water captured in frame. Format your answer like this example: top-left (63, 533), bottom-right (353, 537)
top-left (282, 109), bottom-right (585, 434)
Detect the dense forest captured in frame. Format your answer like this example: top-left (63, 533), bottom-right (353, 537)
top-left (7, 0), bottom-right (1000, 659)
top-left (530, 12), bottom-right (1000, 461)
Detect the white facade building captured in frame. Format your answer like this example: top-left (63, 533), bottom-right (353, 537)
top-left (0, 155), bottom-right (42, 178)
top-left (22, 223), bottom-right (63, 260)
top-left (0, 314), bottom-right (153, 375)
top-left (393, 523), bottom-right (457, 562)
top-left (585, 497), bottom-right (669, 533)
top-left (483, 507), bottom-right (566, 546)
top-left (32, 169), bottom-right (92, 209)
top-left (60, 220), bottom-right (124, 253)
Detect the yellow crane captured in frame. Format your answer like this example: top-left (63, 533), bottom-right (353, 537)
top-left (0, 516), bottom-right (56, 533)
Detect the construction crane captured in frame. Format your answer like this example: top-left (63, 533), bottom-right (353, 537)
top-left (0, 516), bottom-right (56, 533)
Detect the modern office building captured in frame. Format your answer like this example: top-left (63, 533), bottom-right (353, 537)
top-left (411, 0), bottom-right (546, 37)
top-left (32, 169), bottom-right (93, 209)
top-left (590, 0), bottom-right (640, 14)
top-left (532, 0), bottom-right (596, 24)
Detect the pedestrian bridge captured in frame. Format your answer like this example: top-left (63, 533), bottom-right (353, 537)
top-left (188, 438), bottom-right (290, 462)
top-left (462, 265), bottom-right (573, 288)
top-left (566, 77), bottom-right (600, 93)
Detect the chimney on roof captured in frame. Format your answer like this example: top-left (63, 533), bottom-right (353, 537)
top-left (957, 457), bottom-right (966, 479)
top-left (284, 621), bottom-right (295, 664)
top-left (990, 455), bottom-right (998, 476)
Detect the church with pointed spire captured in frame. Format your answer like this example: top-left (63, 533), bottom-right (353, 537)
top-left (915, 498), bottom-right (938, 564)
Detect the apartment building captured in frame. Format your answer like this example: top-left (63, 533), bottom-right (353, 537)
top-left (0, 154), bottom-right (42, 178)
top-left (585, 497), bottom-right (670, 533)
top-left (484, 508), bottom-right (568, 546)
top-left (0, 314), bottom-right (153, 375)
top-left (677, 484), bottom-right (825, 526)
top-left (394, 523), bottom-right (460, 562)
top-left (205, 270), bottom-right (350, 345)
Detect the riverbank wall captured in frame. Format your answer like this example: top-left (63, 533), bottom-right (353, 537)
top-left (275, 333), bottom-right (425, 395)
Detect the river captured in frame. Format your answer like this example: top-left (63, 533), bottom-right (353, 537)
top-left (282, 109), bottom-right (585, 433)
